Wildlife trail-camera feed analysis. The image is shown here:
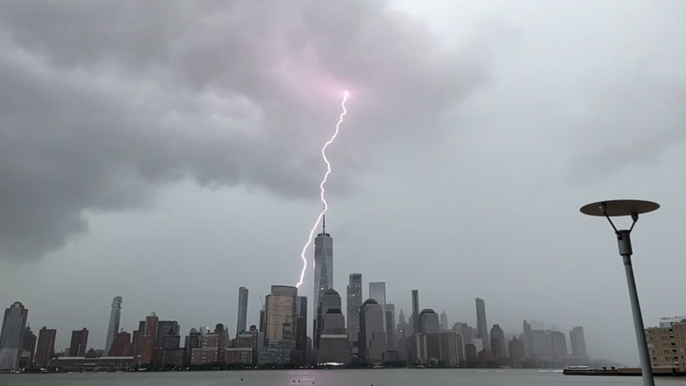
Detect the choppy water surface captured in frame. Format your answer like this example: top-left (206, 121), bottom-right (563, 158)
top-left (3, 369), bottom-right (686, 386)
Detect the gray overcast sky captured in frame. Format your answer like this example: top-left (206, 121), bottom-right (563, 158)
top-left (1, 0), bottom-right (685, 366)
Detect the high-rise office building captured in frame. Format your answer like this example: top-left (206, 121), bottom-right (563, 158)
top-left (104, 296), bottom-right (122, 355)
top-left (69, 328), bottom-right (89, 357)
top-left (265, 285), bottom-right (297, 348)
top-left (34, 327), bottom-right (56, 368)
top-left (531, 329), bottom-right (552, 358)
top-left (109, 331), bottom-right (133, 356)
top-left (156, 321), bottom-right (180, 347)
top-left (570, 326), bottom-right (587, 359)
top-left (347, 273), bottom-right (362, 346)
top-left (397, 309), bottom-right (410, 339)
top-left (22, 326), bottom-right (37, 367)
top-left (313, 217), bottom-right (333, 331)
top-left (318, 308), bottom-right (350, 364)
top-left (509, 336), bottom-right (526, 362)
top-left (438, 332), bottom-right (463, 366)
top-left (295, 296), bottom-right (308, 364)
top-left (490, 324), bottom-right (507, 359)
top-left (386, 304), bottom-right (396, 351)
top-left (136, 313), bottom-right (159, 365)
top-left (419, 309), bottom-right (440, 334)
top-left (369, 282), bottom-right (386, 306)
top-left (359, 299), bottom-right (386, 363)
top-left (454, 322), bottom-right (473, 346)
top-left (315, 289), bottom-right (342, 350)
top-left (440, 311), bottom-right (449, 331)
top-left (259, 286), bottom-right (298, 364)
top-left (475, 298), bottom-right (489, 350)
top-left (369, 282), bottom-right (387, 333)
top-left (237, 287), bottom-right (249, 336)
top-left (411, 290), bottom-right (420, 334)
top-left (551, 331), bottom-right (568, 358)
top-left (0, 301), bottom-right (29, 370)
top-left (522, 320), bottom-right (535, 359)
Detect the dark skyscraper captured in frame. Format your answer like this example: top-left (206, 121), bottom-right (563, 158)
top-left (347, 273), bottom-right (362, 347)
top-left (411, 290), bottom-right (420, 334)
top-left (315, 289), bottom-right (341, 350)
top-left (22, 326), bottom-right (37, 367)
top-left (136, 313), bottom-right (159, 365)
top-left (109, 331), bottom-right (133, 356)
top-left (313, 216), bottom-right (333, 333)
top-left (105, 296), bottom-right (122, 355)
top-left (419, 309), bottom-right (440, 334)
top-left (551, 331), bottom-right (568, 358)
top-left (475, 298), bottom-right (489, 350)
top-left (237, 287), bottom-right (249, 336)
top-left (490, 324), bottom-right (507, 359)
top-left (359, 299), bottom-right (386, 363)
top-left (34, 327), bottom-right (56, 368)
top-left (522, 320), bottom-right (535, 359)
top-left (295, 296), bottom-right (308, 363)
top-left (570, 326), bottom-right (588, 359)
top-left (69, 328), bottom-right (89, 357)
top-left (0, 301), bottom-right (29, 370)
top-left (156, 320), bottom-right (180, 348)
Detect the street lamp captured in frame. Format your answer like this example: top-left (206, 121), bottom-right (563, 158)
top-left (580, 199), bottom-right (659, 386)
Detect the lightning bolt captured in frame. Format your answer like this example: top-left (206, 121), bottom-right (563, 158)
top-left (296, 91), bottom-right (349, 288)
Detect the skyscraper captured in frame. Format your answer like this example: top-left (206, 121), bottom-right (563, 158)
top-left (136, 313), bottom-right (159, 365)
top-left (109, 331), bottom-right (133, 356)
top-left (237, 287), bottom-right (249, 336)
top-left (34, 327), bottom-right (56, 368)
top-left (313, 216), bottom-right (333, 329)
top-left (156, 320), bottom-right (180, 349)
top-left (69, 328), bottom-right (89, 357)
top-left (551, 331), bottom-right (568, 358)
top-left (475, 298), bottom-right (489, 351)
top-left (369, 282), bottom-right (386, 306)
top-left (369, 282), bottom-right (387, 337)
top-left (411, 290), bottom-right (420, 334)
top-left (418, 309), bottom-right (440, 334)
top-left (359, 299), bottom-right (386, 363)
top-left (570, 326), bottom-right (588, 359)
top-left (315, 289), bottom-right (342, 350)
top-left (265, 285), bottom-right (297, 348)
top-left (22, 326), bottom-right (37, 367)
top-left (347, 273), bottom-right (362, 347)
top-left (319, 308), bottom-right (350, 364)
top-left (105, 296), bottom-right (122, 355)
top-left (386, 304), bottom-right (396, 351)
top-left (522, 320), bottom-right (535, 359)
top-left (0, 301), bottom-right (29, 370)
top-left (440, 311), bottom-right (449, 331)
top-left (295, 296), bottom-right (308, 364)
top-left (490, 324), bottom-right (507, 359)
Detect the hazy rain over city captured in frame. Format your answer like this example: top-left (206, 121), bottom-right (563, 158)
top-left (1, 0), bottom-right (685, 368)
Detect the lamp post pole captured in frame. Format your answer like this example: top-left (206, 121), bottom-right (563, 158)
top-left (580, 200), bottom-right (659, 386)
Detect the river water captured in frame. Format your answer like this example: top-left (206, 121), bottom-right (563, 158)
top-left (2, 369), bottom-right (685, 386)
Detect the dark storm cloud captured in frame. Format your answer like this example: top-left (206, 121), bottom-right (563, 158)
top-left (0, 1), bottom-right (491, 260)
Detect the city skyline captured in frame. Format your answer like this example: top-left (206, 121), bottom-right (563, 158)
top-left (1, 284), bottom-right (599, 369)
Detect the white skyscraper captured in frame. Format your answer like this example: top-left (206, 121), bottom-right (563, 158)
top-left (313, 215), bottom-right (333, 331)
top-left (105, 296), bottom-right (122, 355)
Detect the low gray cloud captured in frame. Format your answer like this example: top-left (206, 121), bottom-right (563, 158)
top-left (0, 1), bottom-right (493, 260)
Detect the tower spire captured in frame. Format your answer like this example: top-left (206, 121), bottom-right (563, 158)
top-left (322, 214), bottom-right (326, 235)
